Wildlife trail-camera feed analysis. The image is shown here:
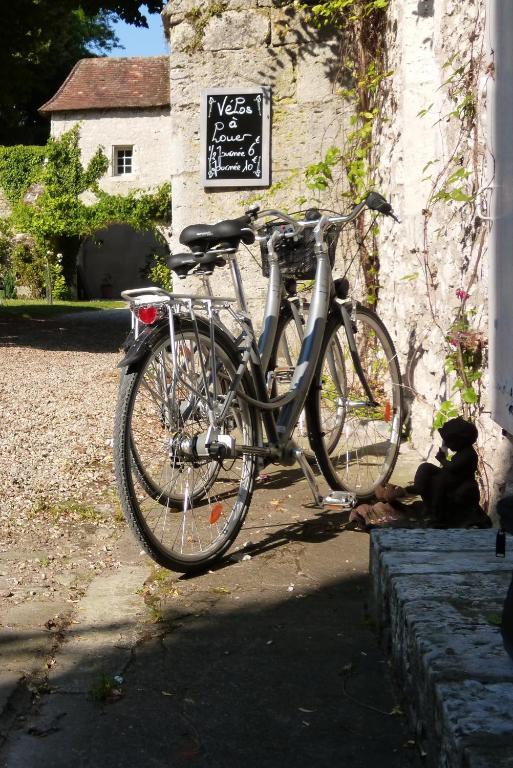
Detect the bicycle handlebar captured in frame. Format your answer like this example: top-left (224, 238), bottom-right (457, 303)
top-left (246, 191), bottom-right (399, 238)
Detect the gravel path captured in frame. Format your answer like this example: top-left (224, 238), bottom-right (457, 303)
top-left (0, 309), bottom-right (132, 599)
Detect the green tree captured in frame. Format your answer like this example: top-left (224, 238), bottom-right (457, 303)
top-left (0, 1), bottom-right (165, 145)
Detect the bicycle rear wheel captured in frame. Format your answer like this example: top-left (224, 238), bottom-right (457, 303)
top-left (114, 319), bottom-right (258, 572)
top-left (307, 307), bottom-right (402, 499)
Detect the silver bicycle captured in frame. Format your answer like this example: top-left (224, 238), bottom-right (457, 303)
top-left (113, 192), bottom-right (403, 572)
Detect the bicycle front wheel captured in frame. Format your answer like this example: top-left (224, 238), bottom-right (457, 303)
top-left (270, 307), bottom-right (309, 451)
top-left (307, 307), bottom-right (402, 498)
top-left (270, 304), bottom-right (344, 455)
top-left (114, 319), bottom-right (258, 572)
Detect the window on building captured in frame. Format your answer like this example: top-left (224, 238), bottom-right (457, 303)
top-left (114, 146), bottom-right (133, 175)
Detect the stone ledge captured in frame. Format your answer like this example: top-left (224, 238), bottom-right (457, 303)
top-left (370, 528), bottom-right (513, 767)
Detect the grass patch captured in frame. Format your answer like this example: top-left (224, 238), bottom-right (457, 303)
top-left (30, 498), bottom-right (105, 523)
top-left (0, 299), bottom-right (125, 320)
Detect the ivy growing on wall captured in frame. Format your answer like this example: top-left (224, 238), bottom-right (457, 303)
top-left (418, 13), bottom-right (489, 428)
top-left (296, 1), bottom-right (493, 509)
top-left (0, 146), bottom-right (46, 205)
top-left (0, 125), bottom-right (171, 297)
top-left (296, 0), bottom-right (391, 306)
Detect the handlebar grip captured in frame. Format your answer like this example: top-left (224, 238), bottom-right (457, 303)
top-left (365, 191), bottom-right (392, 215)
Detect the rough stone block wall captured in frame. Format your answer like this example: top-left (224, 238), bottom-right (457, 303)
top-left (164, 0), bottom-right (500, 494)
top-left (375, 0), bottom-right (500, 470)
top-left (163, 0), bottom-right (349, 326)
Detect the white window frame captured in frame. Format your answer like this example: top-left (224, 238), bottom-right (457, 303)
top-left (113, 145), bottom-right (134, 176)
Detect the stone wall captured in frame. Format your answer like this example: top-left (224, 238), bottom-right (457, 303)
top-left (375, 0), bottom-right (500, 466)
top-left (164, 0), bottom-right (499, 483)
top-left (50, 108), bottom-right (172, 195)
top-left (163, 0), bottom-right (350, 324)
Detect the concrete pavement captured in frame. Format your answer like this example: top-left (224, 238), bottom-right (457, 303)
top-left (5, 428), bottom-right (511, 768)
top-left (0, 454), bottom-right (422, 768)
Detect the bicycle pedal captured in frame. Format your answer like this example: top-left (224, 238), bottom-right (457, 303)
top-left (274, 366), bottom-right (294, 381)
top-left (322, 491), bottom-right (356, 510)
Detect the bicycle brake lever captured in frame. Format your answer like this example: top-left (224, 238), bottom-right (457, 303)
top-left (245, 203), bottom-right (260, 220)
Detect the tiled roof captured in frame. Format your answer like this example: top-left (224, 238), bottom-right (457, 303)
top-left (39, 56), bottom-right (169, 114)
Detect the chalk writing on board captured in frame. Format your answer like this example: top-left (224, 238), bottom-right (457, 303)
top-left (201, 88), bottom-right (270, 187)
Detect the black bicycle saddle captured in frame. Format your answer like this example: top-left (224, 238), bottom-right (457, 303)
top-left (180, 215), bottom-right (255, 252)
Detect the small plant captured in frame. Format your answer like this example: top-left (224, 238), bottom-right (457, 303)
top-left (112, 504), bottom-right (125, 525)
top-left (50, 253), bottom-right (70, 300)
top-left (304, 146), bottom-right (342, 195)
top-left (433, 288), bottom-right (487, 430)
top-left (89, 674), bottom-right (120, 703)
top-left (29, 498), bottom-right (104, 523)
top-left (2, 269), bottom-right (16, 299)
top-left (145, 593), bottom-right (164, 624)
top-left (148, 254), bottom-right (172, 291)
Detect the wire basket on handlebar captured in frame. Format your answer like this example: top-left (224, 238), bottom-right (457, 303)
top-left (259, 210), bottom-right (340, 280)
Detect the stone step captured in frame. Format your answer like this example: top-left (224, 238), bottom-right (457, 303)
top-left (371, 528), bottom-right (513, 768)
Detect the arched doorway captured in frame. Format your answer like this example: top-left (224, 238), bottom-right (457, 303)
top-left (77, 224), bottom-right (169, 300)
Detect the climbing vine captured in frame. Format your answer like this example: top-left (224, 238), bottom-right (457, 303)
top-left (0, 125), bottom-right (171, 297)
top-left (419, 20), bottom-right (489, 431)
top-left (409, 6), bottom-right (491, 502)
top-left (296, 0), bottom-right (391, 305)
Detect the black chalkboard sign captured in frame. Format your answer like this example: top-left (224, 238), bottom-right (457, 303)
top-left (201, 87), bottom-right (271, 187)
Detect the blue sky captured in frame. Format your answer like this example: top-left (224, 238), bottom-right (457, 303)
top-left (110, 6), bottom-right (168, 57)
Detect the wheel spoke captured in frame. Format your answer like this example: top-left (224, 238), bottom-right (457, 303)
top-left (310, 308), bottom-right (402, 498)
top-left (114, 323), bottom-right (256, 572)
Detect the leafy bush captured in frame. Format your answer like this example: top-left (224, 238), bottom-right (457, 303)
top-left (10, 241), bottom-right (46, 297)
top-left (2, 269), bottom-right (17, 298)
top-left (148, 254), bottom-right (172, 292)
top-left (0, 125), bottom-right (171, 297)
top-left (0, 146), bottom-right (46, 204)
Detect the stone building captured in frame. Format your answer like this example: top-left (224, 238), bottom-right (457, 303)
top-left (160, 0), bottom-right (513, 499)
top-left (163, 1), bottom-right (348, 312)
top-left (39, 56), bottom-right (171, 299)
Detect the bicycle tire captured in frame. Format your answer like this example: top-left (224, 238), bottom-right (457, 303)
top-left (269, 304), bottom-right (346, 455)
top-left (114, 318), bottom-right (258, 573)
top-left (307, 306), bottom-right (403, 499)
top-left (268, 305), bottom-right (309, 452)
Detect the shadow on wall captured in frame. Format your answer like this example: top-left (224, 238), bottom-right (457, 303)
top-left (77, 224), bottom-right (169, 300)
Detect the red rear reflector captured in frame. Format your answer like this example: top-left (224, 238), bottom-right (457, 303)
top-left (209, 503), bottom-right (223, 525)
top-left (137, 306), bottom-right (158, 325)
top-left (384, 401), bottom-right (392, 422)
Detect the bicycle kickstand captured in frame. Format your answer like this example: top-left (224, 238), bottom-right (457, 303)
top-left (294, 448), bottom-right (357, 511)
top-left (294, 448), bottom-right (324, 506)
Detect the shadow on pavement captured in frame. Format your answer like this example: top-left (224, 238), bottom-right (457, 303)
top-left (0, 309), bottom-right (130, 354)
top-left (0, 566), bottom-right (420, 768)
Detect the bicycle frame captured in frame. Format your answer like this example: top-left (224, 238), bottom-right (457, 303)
top-left (120, 200), bottom-right (377, 501)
